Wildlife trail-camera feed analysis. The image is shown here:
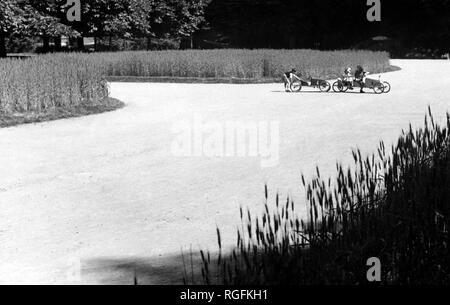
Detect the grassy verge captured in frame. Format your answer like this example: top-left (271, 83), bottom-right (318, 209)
top-left (0, 97), bottom-right (124, 128)
top-left (193, 108), bottom-right (450, 285)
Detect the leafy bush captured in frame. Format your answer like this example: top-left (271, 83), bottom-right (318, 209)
top-left (197, 109), bottom-right (450, 285)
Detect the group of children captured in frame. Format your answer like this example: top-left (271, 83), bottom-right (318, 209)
top-left (342, 66), bottom-right (369, 93)
top-left (283, 65), bottom-right (369, 93)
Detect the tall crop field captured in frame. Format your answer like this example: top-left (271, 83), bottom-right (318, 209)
top-left (93, 49), bottom-right (391, 80)
top-left (0, 49), bottom-right (391, 115)
top-left (1, 49), bottom-right (391, 125)
top-left (0, 54), bottom-right (109, 116)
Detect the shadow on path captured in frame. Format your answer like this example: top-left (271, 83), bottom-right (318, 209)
top-left (82, 252), bottom-right (208, 285)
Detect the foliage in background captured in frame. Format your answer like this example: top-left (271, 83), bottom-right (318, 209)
top-left (6, 35), bottom-right (39, 53)
top-left (0, 0), bottom-right (78, 57)
top-left (3, 0), bottom-right (450, 57)
top-left (95, 49), bottom-right (390, 79)
top-left (0, 0), bottom-right (210, 56)
top-left (195, 109), bottom-right (450, 285)
top-left (205, 0), bottom-right (450, 52)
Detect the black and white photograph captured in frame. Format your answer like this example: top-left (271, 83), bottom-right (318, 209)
top-left (1, 0), bottom-right (450, 293)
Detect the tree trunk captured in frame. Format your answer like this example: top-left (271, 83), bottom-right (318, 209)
top-left (0, 32), bottom-right (6, 58)
top-left (109, 35), bottom-right (113, 51)
top-left (180, 36), bottom-right (193, 50)
top-left (68, 37), bottom-right (76, 50)
top-left (54, 36), bottom-right (62, 52)
top-left (146, 37), bottom-right (151, 51)
top-left (94, 36), bottom-right (97, 52)
top-left (77, 37), bottom-right (84, 51)
top-left (43, 36), bottom-right (50, 53)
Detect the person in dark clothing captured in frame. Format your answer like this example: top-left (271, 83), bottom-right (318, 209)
top-left (354, 65), bottom-right (368, 93)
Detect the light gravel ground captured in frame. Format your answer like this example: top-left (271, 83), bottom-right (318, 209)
top-left (0, 60), bottom-right (449, 284)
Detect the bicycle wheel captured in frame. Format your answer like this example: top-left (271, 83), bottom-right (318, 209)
top-left (319, 81), bottom-right (331, 92)
top-left (332, 81), bottom-right (343, 92)
top-left (373, 83), bottom-right (384, 94)
top-left (290, 81), bottom-right (302, 92)
top-left (383, 82), bottom-right (391, 93)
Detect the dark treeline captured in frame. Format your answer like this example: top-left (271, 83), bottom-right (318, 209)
top-left (203, 0), bottom-right (450, 52)
top-left (0, 0), bottom-right (209, 57)
top-left (1, 0), bottom-right (450, 57)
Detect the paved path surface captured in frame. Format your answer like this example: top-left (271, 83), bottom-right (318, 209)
top-left (1, 60), bottom-right (449, 284)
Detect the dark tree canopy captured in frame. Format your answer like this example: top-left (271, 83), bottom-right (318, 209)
top-left (204, 0), bottom-right (450, 52)
top-left (1, 0), bottom-right (450, 57)
top-left (0, 0), bottom-right (210, 56)
top-left (1, 0), bottom-right (76, 57)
